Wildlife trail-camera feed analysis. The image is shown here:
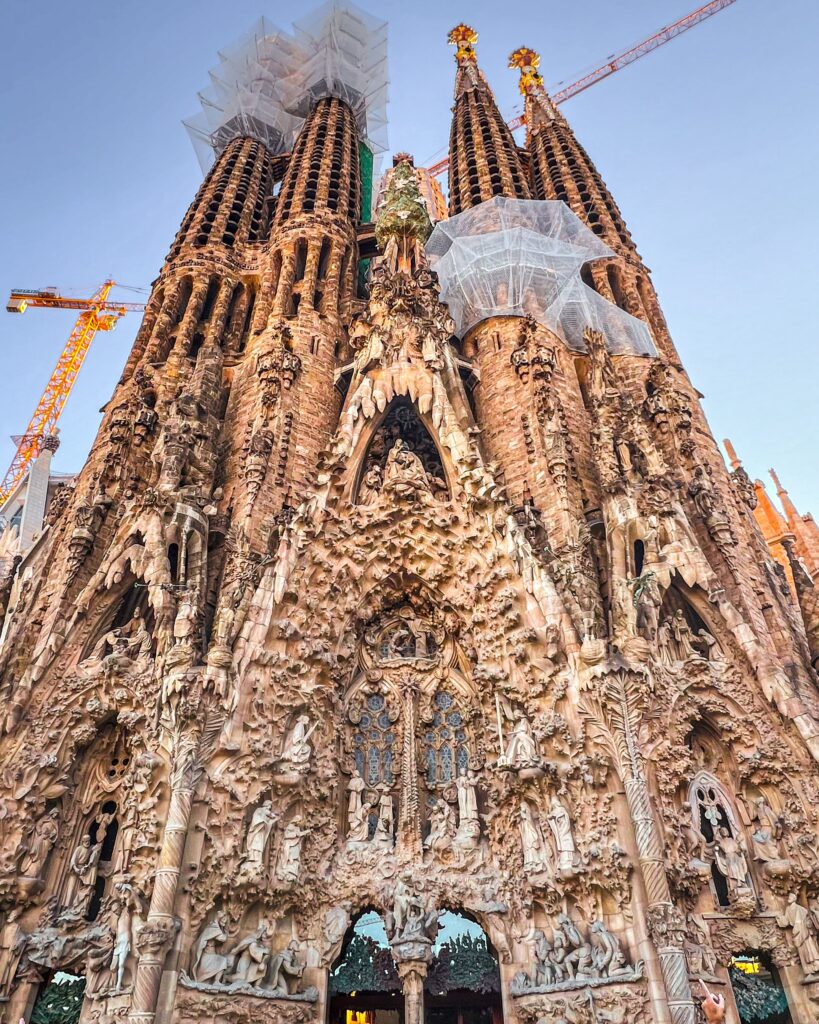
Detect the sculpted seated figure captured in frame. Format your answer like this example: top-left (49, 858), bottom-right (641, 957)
top-left (381, 439), bottom-right (431, 500)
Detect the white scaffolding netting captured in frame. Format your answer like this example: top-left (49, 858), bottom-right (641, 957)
top-left (426, 197), bottom-right (656, 356)
top-left (184, 2), bottom-right (388, 173)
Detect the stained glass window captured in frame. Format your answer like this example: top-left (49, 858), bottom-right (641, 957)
top-left (424, 691), bottom-right (469, 786)
top-left (352, 694), bottom-right (396, 787)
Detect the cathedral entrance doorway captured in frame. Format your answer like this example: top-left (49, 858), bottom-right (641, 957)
top-left (728, 952), bottom-right (792, 1024)
top-left (328, 911), bottom-right (503, 1024)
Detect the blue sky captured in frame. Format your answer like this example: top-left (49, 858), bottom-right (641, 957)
top-left (1, 0), bottom-right (816, 513)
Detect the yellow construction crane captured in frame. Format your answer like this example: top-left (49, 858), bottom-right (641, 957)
top-left (2, 281), bottom-right (146, 503)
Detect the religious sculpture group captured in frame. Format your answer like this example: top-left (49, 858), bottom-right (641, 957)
top-left (0, 16), bottom-right (818, 1024)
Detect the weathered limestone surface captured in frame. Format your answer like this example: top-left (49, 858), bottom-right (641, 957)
top-left (0, 24), bottom-right (817, 1024)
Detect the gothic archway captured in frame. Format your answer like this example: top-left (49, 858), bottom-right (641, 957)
top-left (329, 911), bottom-right (403, 1023)
top-left (729, 951), bottom-right (792, 1024)
top-left (353, 397), bottom-right (450, 505)
top-left (425, 911), bottom-right (503, 1024)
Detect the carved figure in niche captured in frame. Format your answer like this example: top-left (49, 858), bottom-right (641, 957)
top-left (242, 801), bottom-right (278, 872)
top-left (346, 769), bottom-right (366, 822)
top-left (0, 909), bottom-right (26, 999)
top-left (64, 834), bottom-right (103, 913)
top-left (228, 920), bottom-right (273, 987)
top-left (502, 708), bottom-right (540, 768)
top-left (713, 827), bottom-right (751, 898)
top-left (632, 571), bottom-right (661, 642)
top-left (109, 882), bottom-right (146, 993)
top-left (531, 931), bottom-right (556, 987)
top-left (546, 794), bottom-right (578, 874)
top-left (172, 585), bottom-right (200, 650)
top-left (347, 799), bottom-right (374, 844)
top-left (388, 875), bottom-right (440, 945)
top-left (374, 784), bottom-right (394, 844)
top-left (87, 608), bottom-right (152, 672)
top-left (358, 464), bottom-right (383, 506)
top-left (191, 911), bottom-right (230, 984)
top-left (519, 801), bottom-right (551, 876)
top-left (745, 796), bottom-right (787, 866)
top-left (275, 817), bottom-right (309, 884)
top-left (424, 798), bottom-right (456, 851)
top-left (17, 808), bottom-right (60, 879)
top-left (688, 464), bottom-right (717, 521)
top-left (589, 920), bottom-right (629, 978)
top-left (684, 914), bottom-right (718, 980)
top-left (454, 767), bottom-right (480, 847)
top-left (277, 715), bottom-right (314, 772)
top-left (268, 941), bottom-right (307, 996)
top-left (555, 914), bottom-right (594, 980)
top-left (680, 802), bottom-right (710, 869)
top-left (777, 893), bottom-right (819, 976)
top-left (584, 326), bottom-right (618, 398)
top-left (382, 439), bottom-right (431, 500)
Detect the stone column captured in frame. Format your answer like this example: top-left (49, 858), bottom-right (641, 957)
top-left (398, 674), bottom-right (422, 857)
top-left (396, 961), bottom-right (427, 1024)
top-left (591, 667), bottom-right (696, 1024)
top-left (128, 739), bottom-right (197, 1024)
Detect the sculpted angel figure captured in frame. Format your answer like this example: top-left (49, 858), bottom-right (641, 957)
top-left (278, 715), bottom-right (314, 771)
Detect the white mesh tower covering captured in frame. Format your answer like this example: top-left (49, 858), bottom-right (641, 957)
top-left (184, 2), bottom-right (388, 173)
top-left (426, 197), bottom-right (656, 357)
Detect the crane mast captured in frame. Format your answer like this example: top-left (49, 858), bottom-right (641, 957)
top-left (0, 280), bottom-right (145, 503)
top-left (428, 0), bottom-right (738, 177)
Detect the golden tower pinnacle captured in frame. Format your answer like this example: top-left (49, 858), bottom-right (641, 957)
top-left (508, 46), bottom-right (544, 95)
top-left (448, 24), bottom-right (478, 62)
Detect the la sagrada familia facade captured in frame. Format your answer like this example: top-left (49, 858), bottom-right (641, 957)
top-left (2, 8), bottom-right (818, 1024)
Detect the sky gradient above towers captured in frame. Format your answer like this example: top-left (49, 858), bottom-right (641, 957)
top-left (0, 0), bottom-right (816, 509)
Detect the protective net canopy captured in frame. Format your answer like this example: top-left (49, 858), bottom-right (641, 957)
top-left (426, 197), bottom-right (656, 357)
top-left (184, 2), bottom-right (388, 173)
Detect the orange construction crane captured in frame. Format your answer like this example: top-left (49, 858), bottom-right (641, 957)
top-left (427, 0), bottom-right (738, 177)
top-left (1, 281), bottom-right (146, 503)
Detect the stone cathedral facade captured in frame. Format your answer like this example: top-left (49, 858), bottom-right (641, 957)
top-left (1, 10), bottom-right (819, 1024)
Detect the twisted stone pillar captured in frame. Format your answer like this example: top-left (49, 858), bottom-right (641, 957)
top-left (397, 961), bottom-right (427, 1024)
top-left (597, 668), bottom-right (696, 1024)
top-left (128, 770), bottom-right (194, 1024)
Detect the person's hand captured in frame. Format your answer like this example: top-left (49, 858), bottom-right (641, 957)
top-left (700, 980), bottom-right (726, 1022)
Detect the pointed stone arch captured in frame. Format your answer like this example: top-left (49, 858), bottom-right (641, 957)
top-left (351, 395), bottom-right (452, 504)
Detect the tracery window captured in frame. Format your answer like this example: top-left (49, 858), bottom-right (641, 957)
top-left (690, 772), bottom-right (748, 908)
top-left (424, 691), bottom-right (469, 786)
top-left (351, 694), bottom-right (396, 787)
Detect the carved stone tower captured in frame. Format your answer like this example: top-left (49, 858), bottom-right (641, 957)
top-left (1, 11), bottom-right (818, 1024)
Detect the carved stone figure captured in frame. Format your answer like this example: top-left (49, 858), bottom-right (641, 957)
top-left (346, 769), bottom-right (366, 823)
top-left (64, 834), bottom-right (103, 913)
top-left (275, 818), bottom-right (309, 884)
top-left (684, 914), bottom-right (719, 980)
top-left (546, 794), bottom-right (577, 873)
top-left (382, 439), bottom-right (430, 499)
top-left (277, 715), bottom-right (314, 772)
top-left (228, 920), bottom-right (273, 987)
top-left (777, 893), bottom-right (819, 976)
top-left (17, 808), bottom-right (60, 879)
top-left (267, 941), bottom-right (307, 996)
top-left (242, 801), bottom-right (278, 872)
top-left (109, 883), bottom-right (146, 993)
top-left (347, 799), bottom-right (374, 844)
top-left (713, 827), bottom-right (751, 898)
top-left (424, 798), bottom-right (456, 851)
top-left (519, 801), bottom-right (551, 876)
top-left (191, 911), bottom-right (230, 984)
top-left (358, 464), bottom-right (383, 506)
top-left (503, 709), bottom-right (540, 768)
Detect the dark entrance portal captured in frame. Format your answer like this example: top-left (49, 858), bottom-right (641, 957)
top-left (729, 953), bottom-right (792, 1024)
top-left (328, 911), bottom-right (503, 1024)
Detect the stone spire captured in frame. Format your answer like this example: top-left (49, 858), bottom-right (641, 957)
top-left (446, 24), bottom-right (531, 215)
top-left (509, 46), bottom-right (677, 360)
top-left (770, 467), bottom-right (819, 578)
